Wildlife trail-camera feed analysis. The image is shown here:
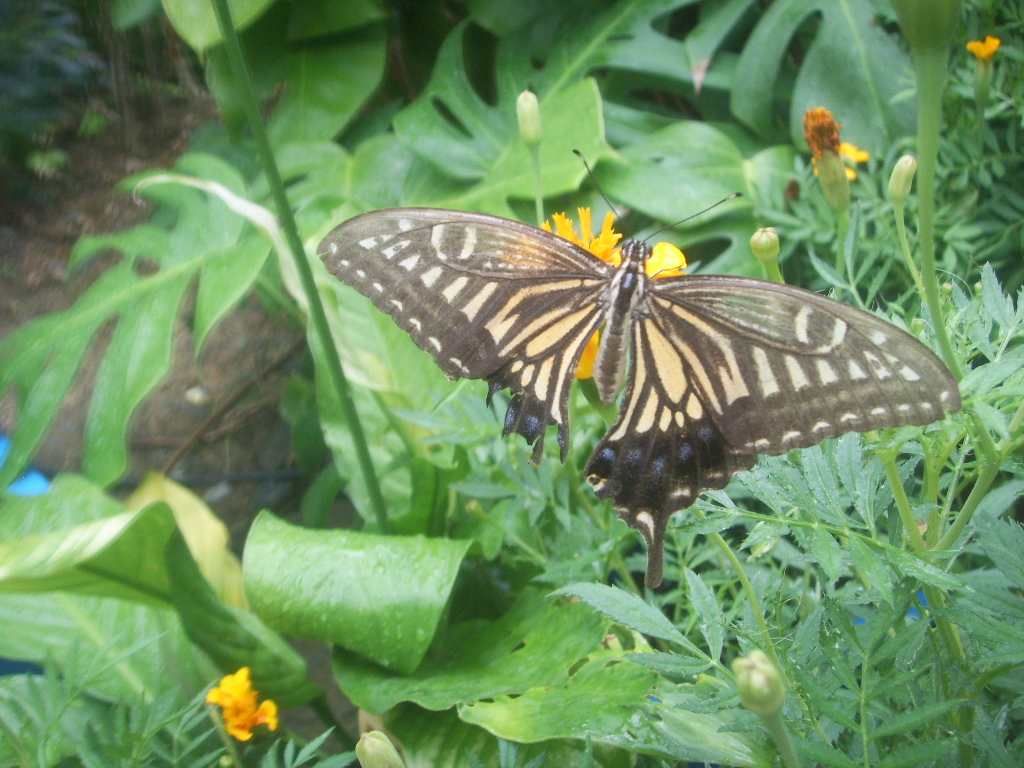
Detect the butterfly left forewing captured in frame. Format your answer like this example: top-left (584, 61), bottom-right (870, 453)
top-left (645, 275), bottom-right (961, 455)
top-left (319, 208), bottom-right (610, 458)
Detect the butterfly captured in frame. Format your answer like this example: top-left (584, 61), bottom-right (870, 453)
top-left (319, 208), bottom-right (961, 587)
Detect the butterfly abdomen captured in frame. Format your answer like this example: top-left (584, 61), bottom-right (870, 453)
top-left (594, 241), bottom-right (649, 404)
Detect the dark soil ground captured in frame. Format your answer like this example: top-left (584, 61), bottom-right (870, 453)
top-left (0, 94), bottom-right (357, 744)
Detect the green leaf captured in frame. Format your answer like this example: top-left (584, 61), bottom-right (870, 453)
top-left (870, 699), bottom-right (964, 739)
top-left (392, 22), bottom-right (610, 213)
top-left (732, 0), bottom-right (914, 152)
top-left (332, 588), bottom-right (608, 713)
top-left (883, 546), bottom-right (965, 591)
top-left (194, 236), bottom-right (271, 352)
top-left (163, 0), bottom-right (277, 52)
top-left (600, 122), bottom-right (797, 273)
top-left (683, 569), bottom-right (724, 661)
top-left (553, 582), bottom-right (694, 649)
top-left (0, 153), bottom-right (254, 489)
top-left (461, 670), bottom-right (770, 768)
top-left (790, 734), bottom-right (859, 768)
top-left (975, 515), bottom-right (1024, 588)
top-left (874, 739), bottom-right (956, 767)
top-left (384, 705), bottom-right (623, 768)
top-left (847, 537), bottom-right (893, 606)
top-left (243, 512), bottom-right (470, 673)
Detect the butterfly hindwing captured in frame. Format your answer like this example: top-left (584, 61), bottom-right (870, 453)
top-left (585, 315), bottom-right (757, 587)
top-left (645, 276), bottom-right (961, 455)
top-left (319, 208), bottom-right (610, 457)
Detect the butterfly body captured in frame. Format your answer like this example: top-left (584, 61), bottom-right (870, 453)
top-left (320, 207), bottom-right (961, 587)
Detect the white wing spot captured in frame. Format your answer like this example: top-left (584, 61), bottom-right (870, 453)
top-left (390, 299), bottom-right (403, 311)
top-left (816, 359), bottom-right (839, 385)
top-left (752, 347), bottom-right (780, 397)
top-left (794, 305), bottom-right (812, 344)
top-left (356, 269), bottom-right (366, 278)
top-left (428, 337), bottom-right (442, 352)
top-left (328, 243), bottom-right (338, 254)
top-left (409, 318), bottom-right (421, 332)
top-left (382, 239), bottom-right (410, 259)
top-left (372, 282), bottom-right (383, 292)
top-left (870, 407), bottom-right (887, 416)
top-left (782, 430), bottom-right (802, 443)
top-left (399, 254), bottom-right (420, 271)
top-left (337, 258), bottom-right (350, 267)
top-left (848, 360), bottom-right (868, 380)
top-left (633, 511), bottom-right (655, 540)
top-left (863, 351), bottom-right (893, 379)
top-left (442, 276), bottom-right (468, 302)
top-left (358, 236), bottom-right (379, 249)
top-left (899, 365), bottom-right (921, 382)
top-left (449, 357), bottom-right (466, 372)
top-left (870, 330), bottom-right (889, 346)
top-left (898, 403), bottom-right (913, 412)
top-left (461, 282), bottom-right (497, 321)
top-left (840, 412), bottom-right (859, 423)
top-left (785, 355), bottom-right (810, 390)
top-left (397, 219), bottom-right (415, 232)
top-left (920, 402), bottom-right (934, 411)
top-left (420, 267), bottom-right (443, 288)
top-left (812, 421), bottom-right (831, 432)
top-left (754, 438), bottom-right (771, 450)
top-left (459, 227), bottom-right (478, 259)
top-left (520, 365), bottom-right (535, 386)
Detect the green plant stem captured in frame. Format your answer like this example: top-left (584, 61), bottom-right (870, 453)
top-left (911, 47), bottom-right (962, 380)
top-left (208, 708), bottom-right (244, 768)
top-left (760, 708), bottom-right (802, 768)
top-left (892, 201), bottom-right (926, 297)
top-left (209, 0), bottom-right (388, 531)
top-left (690, 508), bottom-right (784, 680)
top-left (834, 207), bottom-right (850, 280)
top-left (879, 448), bottom-right (927, 552)
top-left (528, 144), bottom-right (545, 226)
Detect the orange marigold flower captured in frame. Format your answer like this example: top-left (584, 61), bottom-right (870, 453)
top-left (207, 667), bottom-right (279, 742)
top-left (967, 36), bottom-right (1001, 62)
top-left (803, 107), bottom-right (841, 159)
top-left (544, 209), bottom-right (687, 379)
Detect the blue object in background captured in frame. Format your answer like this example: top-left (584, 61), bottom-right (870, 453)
top-left (0, 435), bottom-right (50, 496)
top-left (1, 435), bottom-right (49, 676)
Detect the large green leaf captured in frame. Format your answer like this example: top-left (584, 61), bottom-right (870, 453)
top-left (731, 0), bottom-right (915, 152)
top-left (332, 588), bottom-right (608, 713)
top-left (384, 704), bottom-right (631, 768)
top-left (461, 658), bottom-right (771, 768)
top-left (243, 512), bottom-right (471, 674)
top-left (163, 0), bottom-right (277, 52)
top-left (0, 153), bottom-right (265, 488)
top-left (0, 476), bottom-right (317, 706)
top-left (205, 2), bottom-right (386, 145)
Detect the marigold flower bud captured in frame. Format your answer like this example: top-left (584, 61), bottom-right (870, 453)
top-left (732, 650), bottom-right (786, 716)
top-left (517, 90), bottom-right (542, 148)
top-left (357, 731), bottom-right (407, 768)
top-left (888, 155), bottom-right (917, 204)
top-left (750, 228), bottom-right (780, 265)
top-left (816, 150), bottom-right (850, 214)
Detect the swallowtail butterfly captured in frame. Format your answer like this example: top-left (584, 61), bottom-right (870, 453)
top-left (319, 208), bottom-right (961, 587)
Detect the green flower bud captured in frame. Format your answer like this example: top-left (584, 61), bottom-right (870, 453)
top-left (517, 90), bottom-right (542, 148)
top-left (888, 155), bottom-right (917, 204)
top-left (817, 150), bottom-right (850, 214)
top-left (357, 731), bottom-right (406, 768)
top-left (750, 228), bottom-right (780, 264)
top-left (732, 650), bottom-right (786, 717)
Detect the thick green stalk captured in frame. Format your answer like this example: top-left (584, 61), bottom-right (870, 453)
top-left (209, 0), bottom-right (388, 530)
top-left (911, 47), bottom-right (962, 380)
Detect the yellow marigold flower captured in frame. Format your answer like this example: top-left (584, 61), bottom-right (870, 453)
top-left (967, 36), bottom-right (1001, 62)
top-left (207, 667), bottom-right (279, 742)
top-left (545, 209), bottom-right (686, 379)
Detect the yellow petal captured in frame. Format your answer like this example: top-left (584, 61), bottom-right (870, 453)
top-left (575, 332), bottom-right (600, 379)
top-left (647, 242), bottom-right (687, 278)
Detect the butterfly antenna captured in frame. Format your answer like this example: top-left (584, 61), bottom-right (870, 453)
top-left (573, 149), bottom-right (619, 217)
top-left (643, 193), bottom-right (743, 244)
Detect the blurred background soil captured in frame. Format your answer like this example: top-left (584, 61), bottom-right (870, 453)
top-left (0, 65), bottom-right (356, 740)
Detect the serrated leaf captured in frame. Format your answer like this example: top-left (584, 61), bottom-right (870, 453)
top-left (848, 537), bottom-right (893, 605)
top-left (553, 582), bottom-right (693, 649)
top-left (871, 699), bottom-right (964, 739)
top-left (683, 569), bottom-right (724, 661)
top-left (790, 734), bottom-right (859, 768)
top-left (883, 547), bottom-right (965, 591)
top-left (624, 651), bottom-right (712, 679)
top-left (874, 739), bottom-right (955, 767)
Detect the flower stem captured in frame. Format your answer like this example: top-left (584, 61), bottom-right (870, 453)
top-left (209, 0), bottom-right (388, 530)
top-left (911, 47), bottom-right (962, 380)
